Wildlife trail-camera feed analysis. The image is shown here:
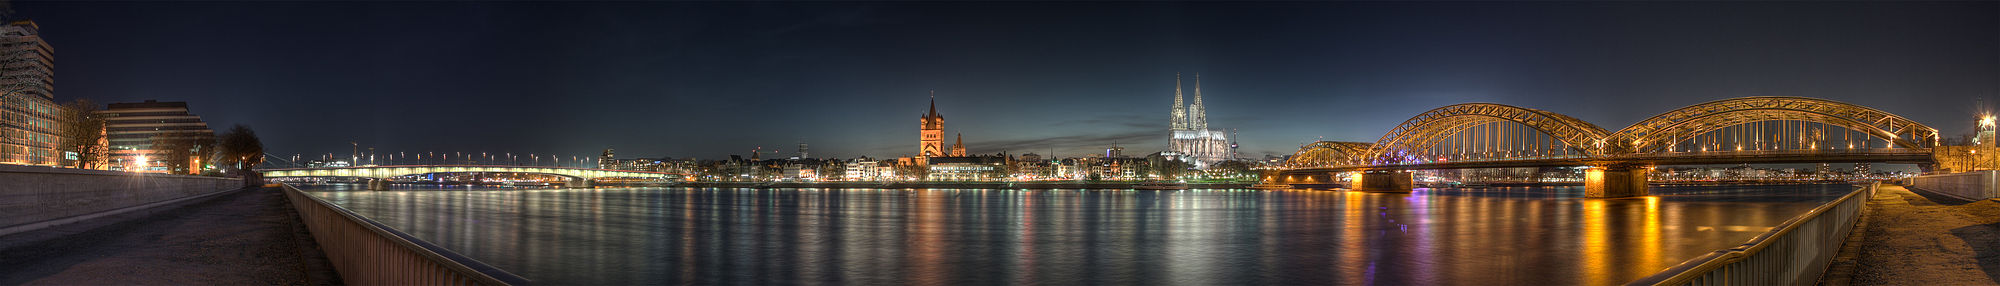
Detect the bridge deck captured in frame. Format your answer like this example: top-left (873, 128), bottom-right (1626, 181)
top-left (1289, 150), bottom-right (1933, 172)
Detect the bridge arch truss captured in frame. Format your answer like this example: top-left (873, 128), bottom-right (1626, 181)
top-left (1285, 97), bottom-right (1941, 170)
top-left (1366, 103), bottom-right (1615, 165)
top-left (1611, 96), bottom-right (1940, 153)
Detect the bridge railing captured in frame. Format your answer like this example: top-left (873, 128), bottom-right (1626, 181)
top-left (280, 184), bottom-right (530, 285)
top-left (1626, 181), bottom-right (1875, 286)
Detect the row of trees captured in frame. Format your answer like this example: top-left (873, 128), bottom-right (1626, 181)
top-left (151, 124), bottom-right (264, 176)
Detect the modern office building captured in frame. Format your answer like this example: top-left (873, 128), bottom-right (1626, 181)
top-left (0, 20), bottom-right (61, 166)
top-left (96, 100), bottom-right (214, 173)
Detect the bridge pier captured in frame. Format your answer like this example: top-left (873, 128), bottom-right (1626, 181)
top-left (366, 178), bottom-right (389, 191)
top-left (1351, 171), bottom-right (1413, 192)
top-left (1584, 165), bottom-right (1648, 198)
top-left (566, 178), bottom-right (592, 188)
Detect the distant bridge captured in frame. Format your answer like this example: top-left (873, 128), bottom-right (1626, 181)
top-left (261, 165), bottom-right (685, 189)
top-left (1271, 96), bottom-right (1942, 197)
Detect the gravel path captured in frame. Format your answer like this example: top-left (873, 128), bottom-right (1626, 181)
top-left (0, 187), bottom-right (337, 285)
top-left (1826, 184), bottom-right (2000, 285)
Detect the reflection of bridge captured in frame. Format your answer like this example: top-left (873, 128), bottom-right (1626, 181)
top-left (1271, 97), bottom-right (1941, 197)
top-left (261, 165), bottom-right (686, 189)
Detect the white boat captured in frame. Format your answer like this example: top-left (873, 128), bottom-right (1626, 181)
top-left (1133, 182), bottom-right (1188, 190)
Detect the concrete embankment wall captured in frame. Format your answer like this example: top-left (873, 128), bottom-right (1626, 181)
top-left (0, 165), bottom-right (240, 237)
top-left (1904, 171), bottom-right (2000, 201)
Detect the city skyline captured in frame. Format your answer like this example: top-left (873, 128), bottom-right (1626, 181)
top-left (8, 1), bottom-right (1995, 160)
top-left (2, 2), bottom-right (1997, 285)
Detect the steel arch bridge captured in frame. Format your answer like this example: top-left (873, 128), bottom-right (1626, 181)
top-left (1366, 103), bottom-right (1616, 165)
top-left (1283, 96), bottom-right (1941, 170)
top-left (1283, 141), bottom-right (1376, 168)
top-left (1611, 96), bottom-right (1939, 153)
top-left (1273, 96), bottom-right (1942, 197)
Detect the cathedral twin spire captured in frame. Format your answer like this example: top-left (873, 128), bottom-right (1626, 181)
top-left (1172, 74), bottom-right (1188, 130)
top-left (1171, 73), bottom-right (1208, 131)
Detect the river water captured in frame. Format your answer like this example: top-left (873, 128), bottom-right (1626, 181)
top-left (303, 184), bottom-right (1855, 285)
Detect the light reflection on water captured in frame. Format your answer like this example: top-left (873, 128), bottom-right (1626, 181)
top-left (303, 184), bottom-right (1852, 285)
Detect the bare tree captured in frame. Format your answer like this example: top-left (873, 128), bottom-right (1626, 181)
top-left (57, 99), bottom-right (105, 169)
top-left (216, 124), bottom-right (264, 174)
top-left (150, 134), bottom-right (216, 175)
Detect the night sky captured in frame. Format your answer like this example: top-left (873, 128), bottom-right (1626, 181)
top-left (14, 1), bottom-right (1997, 162)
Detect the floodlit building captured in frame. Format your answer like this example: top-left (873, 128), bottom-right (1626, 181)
top-left (926, 155), bottom-right (1009, 181)
top-left (1167, 74), bottom-right (1230, 168)
top-left (0, 20), bottom-right (61, 167)
top-left (845, 157), bottom-right (890, 181)
top-left (599, 148), bottom-right (615, 169)
top-left (920, 96), bottom-right (945, 158)
top-left (96, 100), bottom-right (214, 173)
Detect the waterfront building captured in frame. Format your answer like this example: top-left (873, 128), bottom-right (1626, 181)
top-left (844, 157), bottom-right (881, 181)
top-left (1053, 159), bottom-right (1079, 180)
top-left (0, 20), bottom-right (60, 167)
top-left (925, 154), bottom-right (1009, 181)
top-left (783, 163), bottom-right (816, 181)
top-left (1167, 74), bottom-right (1230, 168)
top-left (599, 148), bottom-right (615, 169)
top-left (95, 100), bottom-right (214, 173)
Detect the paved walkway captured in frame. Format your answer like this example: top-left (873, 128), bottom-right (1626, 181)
top-left (0, 187), bottom-right (337, 285)
top-left (1825, 184), bottom-right (2000, 285)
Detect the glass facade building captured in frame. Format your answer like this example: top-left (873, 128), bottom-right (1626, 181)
top-left (0, 20), bottom-right (60, 166)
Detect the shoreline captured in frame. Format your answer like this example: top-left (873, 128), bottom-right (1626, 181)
top-left (669, 181), bottom-right (1253, 189)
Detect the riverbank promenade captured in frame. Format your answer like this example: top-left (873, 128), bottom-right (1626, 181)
top-left (0, 187), bottom-right (337, 285)
top-left (1826, 184), bottom-right (2000, 285)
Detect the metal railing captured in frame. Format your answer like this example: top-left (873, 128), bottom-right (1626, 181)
top-left (1627, 182), bottom-right (1875, 286)
top-left (1904, 171), bottom-right (2000, 201)
top-left (281, 184), bottom-right (529, 285)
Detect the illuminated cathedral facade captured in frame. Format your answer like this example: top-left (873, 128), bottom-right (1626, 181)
top-left (1169, 74), bottom-right (1231, 168)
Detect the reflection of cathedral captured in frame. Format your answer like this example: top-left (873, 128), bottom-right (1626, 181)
top-left (1169, 74), bottom-right (1230, 168)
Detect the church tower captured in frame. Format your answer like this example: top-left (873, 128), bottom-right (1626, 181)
top-left (920, 93), bottom-right (945, 157)
top-left (1171, 73), bottom-right (1188, 131)
top-left (951, 133), bottom-right (967, 156)
top-left (1189, 74), bottom-right (1207, 131)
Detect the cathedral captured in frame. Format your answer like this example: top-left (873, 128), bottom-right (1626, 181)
top-left (1169, 74), bottom-right (1232, 168)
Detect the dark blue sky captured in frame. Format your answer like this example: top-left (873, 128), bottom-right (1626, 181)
top-left (15, 1), bottom-right (1998, 161)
